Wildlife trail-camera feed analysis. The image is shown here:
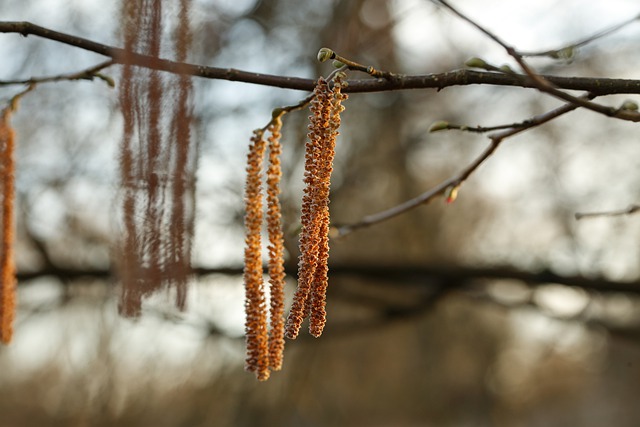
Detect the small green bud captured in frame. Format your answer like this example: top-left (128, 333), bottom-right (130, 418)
top-left (551, 46), bottom-right (575, 60)
top-left (621, 100), bottom-right (639, 111)
top-left (499, 64), bottom-right (514, 73)
top-left (429, 121), bottom-right (450, 133)
top-left (317, 47), bottom-right (334, 63)
top-left (464, 57), bottom-right (488, 69)
top-left (332, 60), bottom-right (345, 68)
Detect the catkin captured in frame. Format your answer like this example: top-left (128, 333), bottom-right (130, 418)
top-left (243, 130), bottom-right (270, 381)
top-left (0, 109), bottom-right (16, 344)
top-left (244, 73), bottom-right (347, 379)
top-left (286, 75), bottom-right (347, 339)
top-left (266, 119), bottom-right (286, 370)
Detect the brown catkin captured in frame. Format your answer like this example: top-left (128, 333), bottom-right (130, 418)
top-left (285, 77), bottom-right (332, 339)
top-left (0, 109), bottom-right (16, 344)
top-left (266, 119), bottom-right (286, 370)
top-left (244, 74), bottom-right (346, 377)
top-left (308, 74), bottom-right (346, 337)
top-left (243, 130), bottom-right (270, 381)
top-left (286, 75), bottom-right (346, 339)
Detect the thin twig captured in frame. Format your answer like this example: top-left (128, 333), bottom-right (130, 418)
top-left (518, 13), bottom-right (640, 58)
top-left (336, 95), bottom-right (594, 236)
top-left (431, 121), bottom-right (529, 134)
top-left (0, 60), bottom-right (114, 87)
top-left (575, 204), bottom-right (640, 220)
top-left (3, 84), bottom-right (37, 108)
top-left (317, 47), bottom-right (396, 80)
top-left (256, 67), bottom-right (350, 134)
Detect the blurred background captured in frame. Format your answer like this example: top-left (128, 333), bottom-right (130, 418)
top-left (2, 0), bottom-right (640, 425)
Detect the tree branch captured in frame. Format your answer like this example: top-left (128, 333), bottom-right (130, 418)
top-left (435, 0), bottom-right (640, 122)
top-left (336, 96), bottom-right (590, 236)
top-left (0, 60), bottom-right (114, 87)
top-left (3, 21), bottom-right (640, 95)
top-left (575, 204), bottom-right (640, 220)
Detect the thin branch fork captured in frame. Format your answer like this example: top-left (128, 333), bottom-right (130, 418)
top-left (3, 21), bottom-right (640, 96)
top-left (336, 95), bottom-right (593, 236)
top-left (0, 60), bottom-right (114, 86)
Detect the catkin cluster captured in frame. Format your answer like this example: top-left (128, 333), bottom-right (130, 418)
top-left (243, 119), bottom-right (286, 381)
top-left (286, 75), bottom-right (347, 339)
top-left (243, 75), bottom-right (347, 379)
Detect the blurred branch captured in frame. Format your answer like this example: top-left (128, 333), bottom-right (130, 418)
top-left (18, 263), bottom-right (640, 343)
top-left (2, 22), bottom-right (640, 95)
top-left (575, 204), bottom-right (640, 220)
top-left (16, 263), bottom-right (640, 295)
top-left (518, 12), bottom-right (640, 59)
top-left (325, 285), bottom-right (449, 338)
top-left (429, 114), bottom-right (540, 133)
top-left (434, 0), bottom-right (640, 122)
top-left (471, 289), bottom-right (640, 346)
top-left (336, 95), bottom-right (592, 236)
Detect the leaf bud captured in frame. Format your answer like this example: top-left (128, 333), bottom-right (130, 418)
top-left (445, 185), bottom-right (460, 204)
top-left (317, 48), bottom-right (334, 63)
top-left (429, 120), bottom-right (450, 133)
top-left (621, 100), bottom-right (639, 111)
top-left (464, 57), bottom-right (488, 69)
top-left (551, 46), bottom-right (575, 60)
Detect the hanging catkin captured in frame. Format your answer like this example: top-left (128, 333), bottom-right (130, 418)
top-left (243, 74), bottom-right (347, 378)
top-left (266, 118), bottom-right (286, 371)
top-left (243, 130), bottom-right (270, 381)
top-left (0, 108), bottom-right (16, 344)
top-left (243, 118), bottom-right (288, 380)
top-left (285, 74), bottom-right (347, 339)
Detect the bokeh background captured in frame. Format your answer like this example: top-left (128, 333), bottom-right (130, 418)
top-left (2, 0), bottom-right (640, 425)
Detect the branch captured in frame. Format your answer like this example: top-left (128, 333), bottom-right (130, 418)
top-left (518, 12), bottom-right (640, 59)
top-left (336, 96), bottom-right (590, 236)
top-left (435, 1), bottom-right (640, 122)
top-left (3, 22), bottom-right (640, 95)
top-left (0, 60), bottom-right (114, 87)
top-left (575, 204), bottom-right (640, 220)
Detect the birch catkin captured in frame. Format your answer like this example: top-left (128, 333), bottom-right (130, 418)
top-left (286, 74), bottom-right (347, 339)
top-left (244, 74), bottom-right (347, 379)
top-left (0, 109), bottom-right (16, 344)
top-left (243, 130), bottom-right (270, 381)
